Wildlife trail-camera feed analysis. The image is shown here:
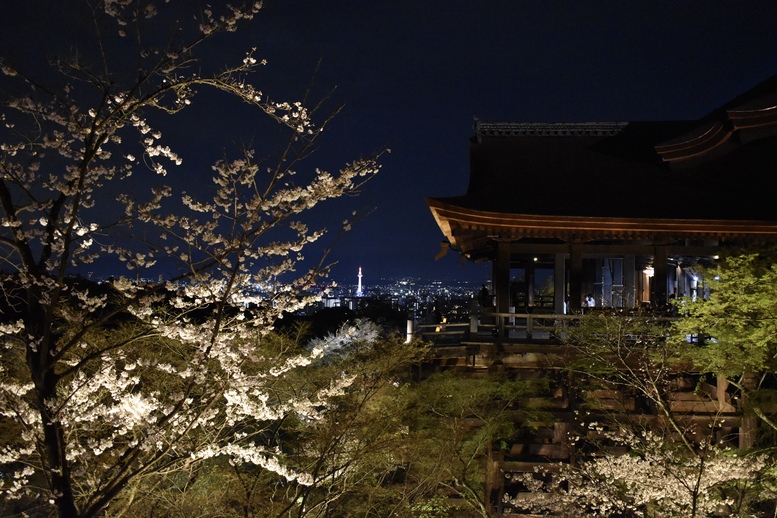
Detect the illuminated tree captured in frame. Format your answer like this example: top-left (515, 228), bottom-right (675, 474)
top-left (391, 372), bottom-right (540, 518)
top-left (287, 370), bottom-right (540, 518)
top-left (0, 2), bottom-right (381, 517)
top-left (98, 325), bottom-right (424, 518)
top-left (670, 249), bottom-right (777, 435)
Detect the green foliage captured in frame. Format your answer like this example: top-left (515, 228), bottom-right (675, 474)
top-left (561, 310), bottom-right (682, 423)
top-left (210, 346), bottom-right (544, 518)
top-left (561, 309), bottom-right (744, 457)
top-left (670, 249), bottom-right (777, 378)
top-left (409, 494), bottom-right (454, 518)
top-left (564, 309), bottom-right (677, 377)
top-left (378, 371), bottom-right (545, 517)
top-left (409, 370), bottom-right (542, 458)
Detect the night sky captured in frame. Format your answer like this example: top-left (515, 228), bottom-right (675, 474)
top-left (247, 0), bottom-right (777, 286)
top-left (3, 1), bottom-right (777, 287)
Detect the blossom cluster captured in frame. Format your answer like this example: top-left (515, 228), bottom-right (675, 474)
top-left (503, 425), bottom-right (770, 517)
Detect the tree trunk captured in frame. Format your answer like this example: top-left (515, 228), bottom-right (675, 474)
top-left (37, 369), bottom-right (80, 517)
top-left (27, 292), bottom-right (81, 518)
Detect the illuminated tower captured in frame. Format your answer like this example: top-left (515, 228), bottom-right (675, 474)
top-left (356, 266), bottom-right (364, 297)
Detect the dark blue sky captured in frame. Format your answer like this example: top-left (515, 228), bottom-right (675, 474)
top-left (242, 0), bottom-right (777, 286)
top-left (3, 1), bottom-right (777, 287)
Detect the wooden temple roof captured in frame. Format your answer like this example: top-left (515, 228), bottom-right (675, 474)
top-left (428, 74), bottom-right (777, 256)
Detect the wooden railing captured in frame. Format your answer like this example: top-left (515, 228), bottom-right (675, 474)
top-left (415, 312), bottom-right (574, 343)
top-left (415, 309), bottom-right (679, 344)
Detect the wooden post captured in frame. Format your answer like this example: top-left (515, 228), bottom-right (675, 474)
top-left (494, 241), bottom-right (511, 314)
top-left (569, 244), bottom-right (583, 313)
top-left (495, 241), bottom-right (511, 336)
top-left (624, 254), bottom-right (636, 308)
top-left (470, 299), bottom-right (479, 334)
top-left (653, 245), bottom-right (668, 309)
top-left (554, 252), bottom-right (566, 314)
top-left (716, 374), bottom-right (729, 407)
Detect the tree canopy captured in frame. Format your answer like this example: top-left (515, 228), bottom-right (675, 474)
top-left (0, 2), bottom-right (381, 516)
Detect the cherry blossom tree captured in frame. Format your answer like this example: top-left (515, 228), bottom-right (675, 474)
top-left (504, 425), bottom-right (771, 517)
top-left (0, 2), bottom-right (382, 516)
top-left (99, 323), bottom-right (422, 518)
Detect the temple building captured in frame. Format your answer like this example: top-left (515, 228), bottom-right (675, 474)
top-left (423, 75), bottom-right (777, 516)
top-left (428, 75), bottom-right (777, 320)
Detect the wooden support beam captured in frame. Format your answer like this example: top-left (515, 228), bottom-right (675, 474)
top-left (554, 252), bottom-right (566, 314)
top-left (569, 244), bottom-right (583, 312)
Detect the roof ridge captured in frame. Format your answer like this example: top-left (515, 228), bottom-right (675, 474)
top-left (474, 121), bottom-right (629, 138)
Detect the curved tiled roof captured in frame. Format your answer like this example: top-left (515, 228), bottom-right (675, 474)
top-left (428, 74), bottom-right (777, 253)
top-left (428, 197), bottom-right (777, 255)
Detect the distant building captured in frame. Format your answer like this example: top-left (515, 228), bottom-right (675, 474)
top-left (356, 266), bottom-right (364, 297)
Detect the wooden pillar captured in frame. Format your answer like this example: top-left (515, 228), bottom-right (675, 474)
top-left (624, 255), bottom-right (636, 308)
top-left (486, 444), bottom-right (503, 517)
top-left (526, 262), bottom-right (535, 308)
top-left (569, 244), bottom-right (583, 313)
top-left (554, 253), bottom-right (566, 314)
top-left (494, 240), bottom-right (511, 316)
top-left (653, 245), bottom-right (668, 309)
top-left (716, 374), bottom-right (729, 406)
top-left (470, 299), bottom-right (479, 334)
